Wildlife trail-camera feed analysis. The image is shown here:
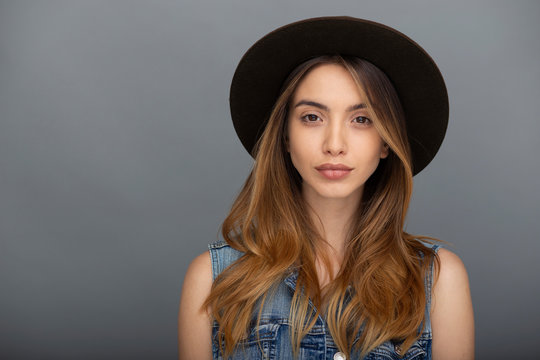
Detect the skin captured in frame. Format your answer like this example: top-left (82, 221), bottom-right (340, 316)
top-left (431, 248), bottom-right (475, 359)
top-left (178, 63), bottom-right (474, 359)
top-left (286, 63), bottom-right (388, 280)
top-left (178, 251), bottom-right (213, 359)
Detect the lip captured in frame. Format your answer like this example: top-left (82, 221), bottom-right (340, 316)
top-left (315, 163), bottom-right (353, 171)
top-left (315, 163), bottom-right (353, 180)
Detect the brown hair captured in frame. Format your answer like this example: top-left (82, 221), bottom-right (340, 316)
top-left (203, 55), bottom-right (440, 358)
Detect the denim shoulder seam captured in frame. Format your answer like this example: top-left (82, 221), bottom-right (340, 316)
top-left (208, 242), bottom-right (221, 281)
top-left (423, 243), bottom-right (442, 337)
top-left (208, 239), bottom-right (228, 250)
top-left (208, 240), bottom-right (244, 281)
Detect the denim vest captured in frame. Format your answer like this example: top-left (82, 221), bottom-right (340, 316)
top-left (209, 240), bottom-right (440, 360)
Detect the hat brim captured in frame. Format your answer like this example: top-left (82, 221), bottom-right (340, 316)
top-left (230, 16), bottom-right (448, 176)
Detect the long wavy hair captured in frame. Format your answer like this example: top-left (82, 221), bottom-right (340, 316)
top-left (203, 55), bottom-right (440, 358)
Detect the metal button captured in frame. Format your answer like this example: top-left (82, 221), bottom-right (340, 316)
top-left (333, 351), bottom-right (346, 360)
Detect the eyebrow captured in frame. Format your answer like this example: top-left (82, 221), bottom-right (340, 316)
top-left (293, 100), bottom-right (367, 112)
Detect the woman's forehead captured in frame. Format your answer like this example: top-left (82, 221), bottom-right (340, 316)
top-left (291, 63), bottom-right (367, 110)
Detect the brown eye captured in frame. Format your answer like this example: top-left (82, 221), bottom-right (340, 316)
top-left (302, 114), bottom-right (321, 122)
top-left (353, 116), bottom-right (371, 124)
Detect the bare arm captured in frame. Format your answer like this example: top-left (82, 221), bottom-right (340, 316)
top-left (431, 248), bottom-right (475, 360)
top-left (178, 251), bottom-right (213, 360)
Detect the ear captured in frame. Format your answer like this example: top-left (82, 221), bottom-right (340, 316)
top-left (380, 143), bottom-right (389, 159)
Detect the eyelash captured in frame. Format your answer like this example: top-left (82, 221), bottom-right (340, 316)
top-left (353, 116), bottom-right (371, 125)
top-left (301, 114), bottom-right (321, 122)
top-left (300, 114), bottom-right (372, 125)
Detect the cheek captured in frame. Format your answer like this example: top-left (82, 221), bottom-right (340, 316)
top-left (289, 143), bottom-right (307, 171)
top-left (288, 140), bottom-right (316, 177)
top-left (287, 127), bottom-right (311, 166)
top-left (356, 133), bottom-right (386, 156)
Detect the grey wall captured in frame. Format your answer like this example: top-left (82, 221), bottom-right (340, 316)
top-left (1, 1), bottom-right (538, 359)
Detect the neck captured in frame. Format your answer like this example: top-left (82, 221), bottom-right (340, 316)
top-left (301, 185), bottom-right (362, 260)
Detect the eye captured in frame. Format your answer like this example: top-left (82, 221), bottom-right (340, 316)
top-left (353, 116), bottom-right (371, 125)
top-left (301, 114), bottom-right (321, 122)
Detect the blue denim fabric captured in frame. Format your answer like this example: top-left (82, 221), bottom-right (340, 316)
top-left (209, 240), bottom-right (440, 360)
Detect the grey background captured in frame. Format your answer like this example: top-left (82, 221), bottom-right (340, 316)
top-left (1, 0), bottom-right (538, 359)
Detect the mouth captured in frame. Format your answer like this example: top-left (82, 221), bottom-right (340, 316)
top-left (315, 163), bottom-right (353, 171)
top-left (315, 163), bottom-right (353, 180)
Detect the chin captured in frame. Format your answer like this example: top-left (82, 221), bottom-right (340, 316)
top-left (311, 186), bottom-right (361, 200)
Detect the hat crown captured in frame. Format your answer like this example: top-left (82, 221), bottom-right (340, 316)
top-left (230, 16), bottom-right (448, 175)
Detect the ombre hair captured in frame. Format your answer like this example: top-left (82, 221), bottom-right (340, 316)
top-left (203, 55), bottom-right (440, 358)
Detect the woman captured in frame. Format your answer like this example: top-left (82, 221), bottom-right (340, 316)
top-left (178, 17), bottom-right (474, 360)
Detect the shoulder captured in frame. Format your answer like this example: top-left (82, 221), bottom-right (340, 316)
top-left (180, 251), bottom-right (213, 310)
top-left (431, 248), bottom-right (475, 359)
top-left (184, 251), bottom-right (213, 290)
top-left (433, 248), bottom-right (469, 298)
top-left (208, 240), bottom-right (245, 280)
top-left (178, 251), bottom-right (213, 359)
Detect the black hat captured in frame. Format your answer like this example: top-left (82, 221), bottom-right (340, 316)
top-left (230, 16), bottom-right (448, 175)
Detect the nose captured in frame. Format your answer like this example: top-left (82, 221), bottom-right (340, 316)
top-left (323, 120), bottom-right (347, 156)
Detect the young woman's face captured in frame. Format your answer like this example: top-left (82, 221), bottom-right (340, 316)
top-left (286, 63), bottom-right (389, 202)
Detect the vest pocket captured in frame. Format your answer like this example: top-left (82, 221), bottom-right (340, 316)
top-left (212, 323), bottom-right (280, 360)
top-left (364, 339), bottom-right (429, 360)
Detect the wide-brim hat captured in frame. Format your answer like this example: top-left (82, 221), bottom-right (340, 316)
top-left (230, 16), bottom-right (448, 176)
